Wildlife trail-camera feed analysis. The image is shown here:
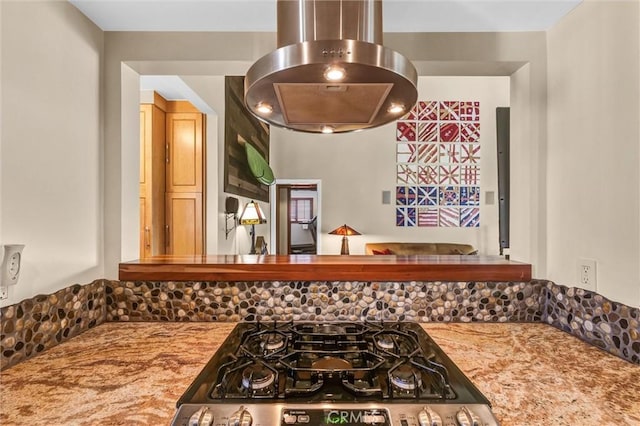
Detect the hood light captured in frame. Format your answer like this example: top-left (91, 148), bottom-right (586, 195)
top-left (324, 66), bottom-right (346, 82)
top-left (387, 103), bottom-right (405, 114)
top-left (255, 102), bottom-right (273, 115)
top-left (321, 125), bottom-right (335, 134)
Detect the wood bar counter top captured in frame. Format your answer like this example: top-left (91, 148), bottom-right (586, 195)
top-left (119, 254), bottom-right (531, 282)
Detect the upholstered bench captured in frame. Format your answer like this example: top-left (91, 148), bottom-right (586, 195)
top-left (364, 242), bottom-right (477, 255)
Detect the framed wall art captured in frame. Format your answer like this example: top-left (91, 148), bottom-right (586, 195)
top-left (395, 100), bottom-right (481, 228)
top-left (224, 75), bottom-right (271, 202)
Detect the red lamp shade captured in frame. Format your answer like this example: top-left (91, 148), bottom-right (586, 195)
top-left (328, 224), bottom-right (361, 236)
top-left (329, 224), bottom-right (361, 255)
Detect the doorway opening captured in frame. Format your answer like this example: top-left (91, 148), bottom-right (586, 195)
top-left (269, 179), bottom-right (322, 255)
top-left (139, 91), bottom-right (206, 258)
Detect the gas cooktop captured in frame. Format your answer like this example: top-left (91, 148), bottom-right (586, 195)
top-left (172, 321), bottom-right (499, 426)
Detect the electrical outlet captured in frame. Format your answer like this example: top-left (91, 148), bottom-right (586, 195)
top-left (1, 244), bottom-right (24, 287)
top-left (578, 258), bottom-right (597, 291)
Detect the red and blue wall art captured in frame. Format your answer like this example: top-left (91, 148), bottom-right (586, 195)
top-left (396, 101), bottom-right (480, 227)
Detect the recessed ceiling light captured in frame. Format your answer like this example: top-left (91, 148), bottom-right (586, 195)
top-left (324, 66), bottom-right (346, 82)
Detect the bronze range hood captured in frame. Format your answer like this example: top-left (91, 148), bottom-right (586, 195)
top-left (244, 0), bottom-right (418, 134)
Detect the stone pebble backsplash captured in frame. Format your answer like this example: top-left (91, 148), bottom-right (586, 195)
top-left (542, 280), bottom-right (640, 364)
top-left (1, 278), bottom-right (638, 369)
top-left (0, 280), bottom-right (106, 370)
top-left (105, 280), bottom-right (544, 323)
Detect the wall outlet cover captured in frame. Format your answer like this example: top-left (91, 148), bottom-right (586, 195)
top-left (577, 258), bottom-right (597, 291)
top-left (1, 244), bottom-right (25, 287)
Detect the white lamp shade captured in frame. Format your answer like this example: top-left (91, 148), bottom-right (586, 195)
top-left (239, 200), bottom-right (267, 225)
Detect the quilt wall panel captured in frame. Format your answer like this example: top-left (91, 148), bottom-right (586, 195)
top-left (396, 101), bottom-right (480, 227)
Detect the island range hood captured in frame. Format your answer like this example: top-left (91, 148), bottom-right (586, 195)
top-left (244, 0), bottom-right (418, 134)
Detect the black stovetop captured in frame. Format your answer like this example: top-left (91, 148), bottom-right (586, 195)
top-left (177, 321), bottom-right (490, 407)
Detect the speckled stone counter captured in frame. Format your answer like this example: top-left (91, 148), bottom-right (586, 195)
top-left (1, 322), bottom-right (638, 426)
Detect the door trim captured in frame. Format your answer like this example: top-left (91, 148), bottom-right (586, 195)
top-left (269, 179), bottom-right (322, 254)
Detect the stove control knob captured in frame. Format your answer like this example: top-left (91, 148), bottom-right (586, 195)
top-left (418, 406), bottom-right (443, 426)
top-left (228, 406), bottom-right (253, 426)
top-left (200, 410), bottom-right (214, 426)
top-left (456, 406), bottom-right (480, 426)
top-left (189, 407), bottom-right (214, 426)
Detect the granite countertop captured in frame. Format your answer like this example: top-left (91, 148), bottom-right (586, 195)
top-left (1, 322), bottom-right (639, 425)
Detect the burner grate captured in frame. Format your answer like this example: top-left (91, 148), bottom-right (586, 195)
top-left (280, 350), bottom-right (386, 397)
top-left (387, 356), bottom-right (455, 400)
top-left (240, 329), bottom-right (289, 358)
top-left (211, 357), bottom-right (281, 399)
top-left (203, 322), bottom-right (461, 403)
top-left (372, 329), bottom-right (420, 357)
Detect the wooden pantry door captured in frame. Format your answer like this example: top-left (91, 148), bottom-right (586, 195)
top-left (139, 101), bottom-right (166, 258)
top-left (166, 110), bottom-right (203, 193)
top-left (140, 97), bottom-right (205, 257)
top-left (164, 104), bottom-right (205, 255)
top-left (165, 192), bottom-right (203, 256)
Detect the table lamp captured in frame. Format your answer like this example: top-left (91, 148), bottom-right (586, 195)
top-left (329, 224), bottom-right (361, 255)
top-left (239, 200), bottom-right (267, 254)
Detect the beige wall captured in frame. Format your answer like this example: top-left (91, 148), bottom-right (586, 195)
top-left (120, 64), bottom-right (141, 262)
top-left (270, 76), bottom-right (510, 255)
top-left (4, 1), bottom-right (637, 307)
top-left (103, 34), bottom-right (274, 273)
top-left (546, 0), bottom-right (640, 305)
top-left (510, 64), bottom-right (537, 270)
top-left (103, 31), bottom-right (547, 277)
top-left (0, 1), bottom-right (104, 307)
top-left (179, 75), bottom-right (263, 255)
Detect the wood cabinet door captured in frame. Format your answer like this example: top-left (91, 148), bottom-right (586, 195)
top-left (165, 192), bottom-right (203, 255)
top-left (139, 103), bottom-right (166, 258)
top-left (140, 106), bottom-right (152, 258)
top-left (140, 106), bottom-right (151, 186)
top-left (166, 112), bottom-right (203, 193)
top-left (140, 197), bottom-right (151, 258)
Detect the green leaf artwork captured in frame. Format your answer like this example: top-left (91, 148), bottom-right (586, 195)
top-left (245, 142), bottom-right (275, 185)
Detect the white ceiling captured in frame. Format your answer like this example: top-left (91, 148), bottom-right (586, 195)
top-left (139, 76), bottom-right (215, 112)
top-left (70, 0), bottom-right (581, 33)
top-left (91, 0), bottom-right (581, 103)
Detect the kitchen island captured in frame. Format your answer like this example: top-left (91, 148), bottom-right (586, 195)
top-left (1, 322), bottom-right (638, 426)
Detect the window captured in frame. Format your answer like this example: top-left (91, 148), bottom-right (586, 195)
top-left (290, 198), bottom-right (313, 223)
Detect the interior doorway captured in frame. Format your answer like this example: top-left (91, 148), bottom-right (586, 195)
top-left (269, 179), bottom-right (322, 255)
top-left (139, 91), bottom-right (206, 258)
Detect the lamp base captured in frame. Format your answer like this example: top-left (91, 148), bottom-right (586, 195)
top-left (249, 224), bottom-right (257, 254)
top-left (340, 236), bottom-right (350, 255)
